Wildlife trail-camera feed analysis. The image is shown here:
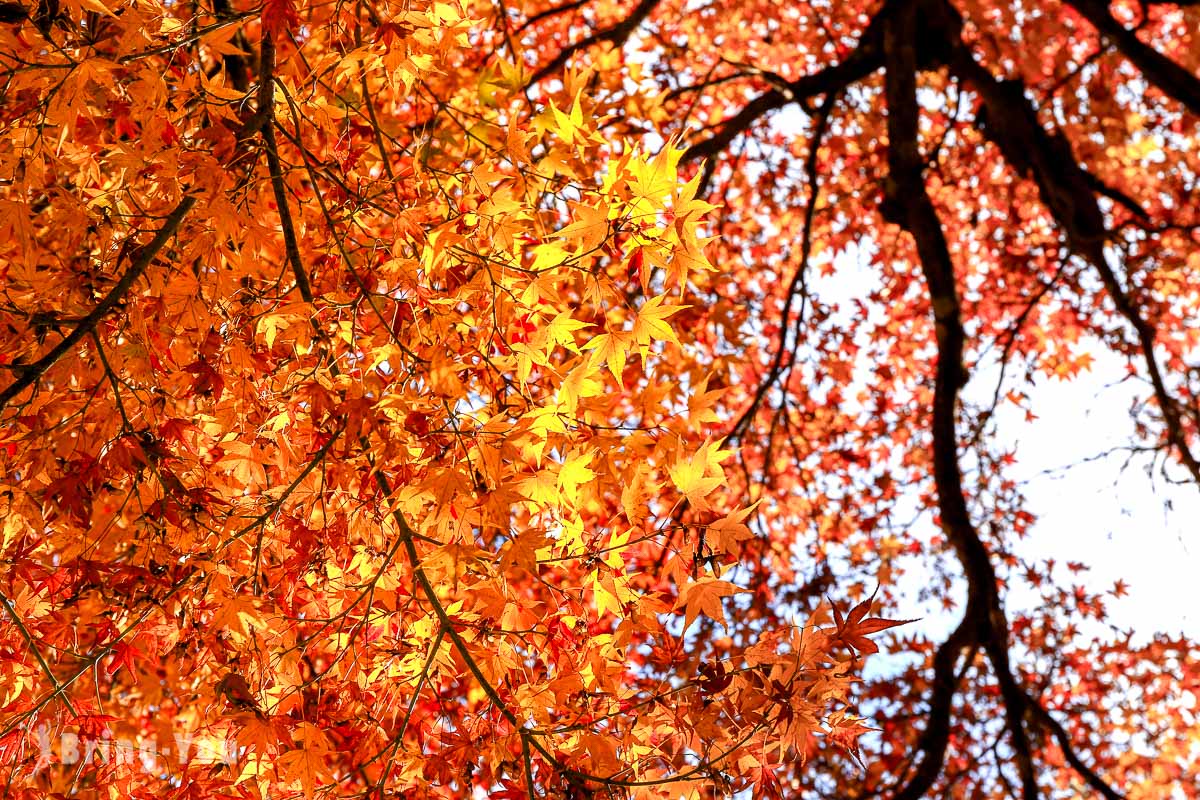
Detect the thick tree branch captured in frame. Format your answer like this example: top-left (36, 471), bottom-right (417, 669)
top-left (882, 4), bottom-right (1037, 797)
top-left (258, 32), bottom-right (314, 304)
top-left (1063, 0), bottom-right (1200, 117)
top-left (0, 195), bottom-right (197, 413)
top-left (211, 0), bottom-right (251, 92)
top-left (891, 620), bottom-right (973, 800)
top-left (937, 7), bottom-right (1200, 484)
top-left (1083, 171), bottom-right (1151, 222)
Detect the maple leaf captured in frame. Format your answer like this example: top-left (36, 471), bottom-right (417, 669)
top-left (668, 439), bottom-right (731, 510)
top-left (262, 0), bottom-right (299, 38)
top-left (545, 311), bottom-right (589, 353)
top-left (620, 464), bottom-right (659, 523)
top-left (557, 362), bottom-right (603, 412)
top-left (706, 503), bottom-right (759, 554)
top-left (828, 594), bottom-right (916, 656)
top-left (824, 712), bottom-right (876, 768)
top-left (675, 576), bottom-right (747, 631)
top-left (554, 202), bottom-right (611, 254)
top-left (237, 713), bottom-right (290, 768)
top-left (631, 294), bottom-right (685, 351)
top-left (687, 375), bottom-right (726, 425)
top-left (104, 640), bottom-right (145, 681)
top-left (519, 468), bottom-right (559, 507)
top-left (210, 594), bottom-right (267, 644)
top-left (219, 440), bottom-right (267, 488)
top-left (277, 728), bottom-right (334, 800)
top-left (557, 449), bottom-right (596, 506)
top-left (68, 713), bottom-right (121, 738)
top-left (583, 331), bottom-right (632, 382)
top-left (544, 90), bottom-right (586, 145)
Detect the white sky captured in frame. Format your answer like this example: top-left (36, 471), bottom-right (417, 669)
top-left (810, 241), bottom-right (1200, 647)
top-left (994, 350), bottom-right (1200, 639)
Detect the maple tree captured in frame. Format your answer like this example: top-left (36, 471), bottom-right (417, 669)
top-left (1, 0), bottom-right (1198, 796)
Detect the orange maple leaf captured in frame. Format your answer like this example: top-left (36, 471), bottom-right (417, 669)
top-left (828, 594), bottom-right (916, 655)
top-left (676, 576), bottom-right (747, 631)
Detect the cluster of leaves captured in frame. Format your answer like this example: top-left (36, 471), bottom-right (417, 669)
top-left (4, 0), bottom-right (1200, 797)
top-left (638, 0), bottom-right (1200, 797)
top-left (0, 1), bottom-right (898, 797)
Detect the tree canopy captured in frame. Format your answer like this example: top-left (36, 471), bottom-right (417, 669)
top-left (1, 0), bottom-right (1198, 797)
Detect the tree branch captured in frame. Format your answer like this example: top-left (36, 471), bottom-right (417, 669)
top-left (729, 90), bottom-right (838, 440)
top-left (514, 0), bottom-right (591, 34)
top-left (0, 591), bottom-right (77, 718)
top-left (881, 4), bottom-right (1037, 797)
top-left (1063, 0), bottom-right (1200, 117)
top-left (524, 0), bottom-right (661, 85)
top-left (1027, 698), bottom-right (1125, 800)
top-left (891, 620), bottom-right (973, 800)
top-left (940, 9), bottom-right (1200, 484)
top-left (0, 195), bottom-right (197, 413)
top-left (258, 32), bottom-right (314, 304)
top-left (681, 12), bottom-right (888, 171)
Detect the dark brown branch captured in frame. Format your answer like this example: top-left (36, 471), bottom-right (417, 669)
top-left (940, 12), bottom-right (1200, 484)
top-left (211, 0), bottom-right (251, 92)
top-left (681, 12), bottom-right (889, 170)
top-left (664, 69), bottom-right (754, 102)
top-left (729, 90), bottom-right (838, 440)
top-left (514, 0), bottom-right (590, 34)
top-left (0, 195), bottom-right (197, 413)
top-left (980, 635), bottom-right (1040, 799)
top-left (258, 32), bottom-right (314, 304)
top-left (524, 0), bottom-right (661, 85)
top-left (1083, 171), bottom-right (1151, 222)
top-left (1063, 0), bottom-right (1200, 117)
top-left (891, 621), bottom-right (973, 800)
top-left (1028, 699), bottom-right (1125, 800)
top-left (881, 4), bottom-right (1037, 797)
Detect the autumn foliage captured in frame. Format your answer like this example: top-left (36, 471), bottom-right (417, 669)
top-left (1, 0), bottom-right (1198, 798)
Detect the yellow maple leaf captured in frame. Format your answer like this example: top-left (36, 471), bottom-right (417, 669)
top-left (631, 294), bottom-right (685, 349)
top-left (277, 739), bottom-right (332, 800)
top-left (687, 375), bottom-right (726, 425)
top-left (545, 311), bottom-right (590, 353)
top-left (210, 594), bottom-right (267, 643)
top-left (668, 439), bottom-right (731, 509)
top-left (557, 362), bottom-right (603, 413)
top-left (583, 331), bottom-right (632, 382)
top-left (519, 468), bottom-right (559, 507)
top-left (220, 440), bottom-right (267, 489)
top-left (557, 449), bottom-right (596, 506)
top-left (545, 90), bottom-right (586, 145)
top-left (620, 465), bottom-right (660, 524)
top-left (600, 529), bottom-right (632, 571)
top-left (589, 572), bottom-right (625, 620)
